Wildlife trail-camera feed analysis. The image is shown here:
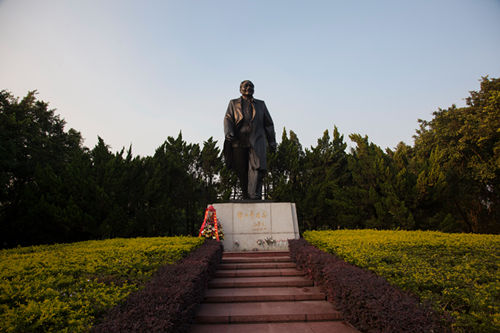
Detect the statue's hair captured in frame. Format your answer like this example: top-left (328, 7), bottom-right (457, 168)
top-left (240, 80), bottom-right (254, 88)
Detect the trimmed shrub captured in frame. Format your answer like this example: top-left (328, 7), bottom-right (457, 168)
top-left (304, 229), bottom-right (499, 332)
top-left (289, 238), bottom-right (451, 333)
top-left (92, 239), bottom-right (222, 333)
top-left (0, 236), bottom-right (203, 332)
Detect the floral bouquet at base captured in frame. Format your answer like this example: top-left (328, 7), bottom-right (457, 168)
top-left (198, 205), bottom-right (224, 241)
top-left (200, 221), bottom-right (224, 240)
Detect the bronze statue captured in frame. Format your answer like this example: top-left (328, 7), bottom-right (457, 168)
top-left (223, 80), bottom-right (277, 200)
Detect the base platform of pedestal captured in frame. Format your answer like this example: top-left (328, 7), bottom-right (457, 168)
top-left (212, 202), bottom-right (300, 252)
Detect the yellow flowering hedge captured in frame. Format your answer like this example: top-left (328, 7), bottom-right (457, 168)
top-left (0, 236), bottom-right (204, 333)
top-left (304, 230), bottom-right (499, 333)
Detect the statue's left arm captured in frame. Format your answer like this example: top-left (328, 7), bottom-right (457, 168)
top-left (263, 102), bottom-right (277, 152)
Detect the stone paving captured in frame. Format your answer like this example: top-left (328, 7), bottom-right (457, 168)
top-left (190, 251), bottom-right (359, 333)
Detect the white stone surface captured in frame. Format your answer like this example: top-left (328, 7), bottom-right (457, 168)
top-left (211, 202), bottom-right (299, 251)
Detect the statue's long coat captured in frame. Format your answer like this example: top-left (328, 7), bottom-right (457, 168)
top-left (223, 97), bottom-right (276, 171)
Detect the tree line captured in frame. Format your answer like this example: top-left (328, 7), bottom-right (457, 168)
top-left (1, 77), bottom-right (498, 247)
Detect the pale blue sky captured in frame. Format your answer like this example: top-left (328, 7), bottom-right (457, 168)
top-left (1, 0), bottom-right (499, 156)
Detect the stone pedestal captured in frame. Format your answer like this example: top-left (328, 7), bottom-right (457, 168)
top-left (212, 202), bottom-right (299, 251)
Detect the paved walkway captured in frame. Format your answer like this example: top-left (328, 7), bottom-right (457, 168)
top-left (190, 251), bottom-right (359, 333)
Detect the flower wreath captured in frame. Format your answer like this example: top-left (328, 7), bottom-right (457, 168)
top-left (198, 205), bottom-right (224, 241)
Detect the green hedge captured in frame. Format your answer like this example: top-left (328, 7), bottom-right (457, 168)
top-left (304, 230), bottom-right (499, 332)
top-left (0, 236), bottom-right (203, 332)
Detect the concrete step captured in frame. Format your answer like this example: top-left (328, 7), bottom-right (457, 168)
top-left (191, 250), bottom-right (360, 332)
top-left (195, 301), bottom-right (342, 324)
top-left (209, 276), bottom-right (313, 288)
top-left (218, 262), bottom-right (297, 270)
top-left (223, 251), bottom-right (290, 258)
top-left (191, 321), bottom-right (359, 333)
top-left (215, 268), bottom-right (304, 278)
top-left (222, 256), bottom-right (291, 264)
top-left (204, 286), bottom-right (325, 302)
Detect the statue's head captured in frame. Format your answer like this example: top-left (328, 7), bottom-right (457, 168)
top-left (240, 80), bottom-right (254, 98)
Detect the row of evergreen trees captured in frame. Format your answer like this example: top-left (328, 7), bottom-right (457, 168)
top-left (1, 77), bottom-right (498, 247)
top-left (266, 77), bottom-right (499, 234)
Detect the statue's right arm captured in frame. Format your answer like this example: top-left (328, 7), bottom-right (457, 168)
top-left (224, 101), bottom-right (235, 142)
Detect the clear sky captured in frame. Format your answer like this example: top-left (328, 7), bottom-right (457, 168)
top-left (1, 0), bottom-right (499, 156)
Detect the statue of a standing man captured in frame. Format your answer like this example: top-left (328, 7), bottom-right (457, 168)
top-left (223, 80), bottom-right (277, 200)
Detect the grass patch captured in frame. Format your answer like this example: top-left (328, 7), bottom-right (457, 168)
top-left (0, 236), bottom-right (203, 332)
top-left (304, 229), bottom-right (499, 332)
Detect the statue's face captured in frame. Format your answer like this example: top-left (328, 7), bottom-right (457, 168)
top-left (240, 81), bottom-right (254, 97)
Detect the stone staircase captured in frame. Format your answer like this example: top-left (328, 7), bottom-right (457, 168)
top-left (190, 251), bottom-right (359, 332)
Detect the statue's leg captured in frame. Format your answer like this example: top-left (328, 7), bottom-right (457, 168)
top-left (248, 169), bottom-right (265, 200)
top-left (232, 147), bottom-right (249, 199)
top-left (247, 150), bottom-right (264, 200)
top-left (255, 170), bottom-right (265, 199)
top-left (247, 166), bottom-right (258, 199)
